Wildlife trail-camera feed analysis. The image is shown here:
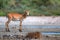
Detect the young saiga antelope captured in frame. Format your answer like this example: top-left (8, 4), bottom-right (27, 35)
top-left (5, 10), bottom-right (29, 32)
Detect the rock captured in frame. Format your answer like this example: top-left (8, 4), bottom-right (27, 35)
top-left (25, 32), bottom-right (42, 39)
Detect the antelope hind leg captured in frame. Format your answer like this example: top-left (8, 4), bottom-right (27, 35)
top-left (5, 20), bottom-right (10, 32)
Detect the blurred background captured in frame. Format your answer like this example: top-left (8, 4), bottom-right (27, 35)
top-left (0, 0), bottom-right (60, 16)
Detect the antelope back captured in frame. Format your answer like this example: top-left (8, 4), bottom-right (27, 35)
top-left (7, 13), bottom-right (23, 20)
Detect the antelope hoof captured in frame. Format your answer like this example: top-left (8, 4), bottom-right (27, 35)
top-left (6, 28), bottom-right (10, 32)
top-left (19, 29), bottom-right (22, 32)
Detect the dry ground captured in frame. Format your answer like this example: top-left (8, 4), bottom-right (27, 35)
top-left (0, 28), bottom-right (60, 40)
top-left (0, 34), bottom-right (60, 40)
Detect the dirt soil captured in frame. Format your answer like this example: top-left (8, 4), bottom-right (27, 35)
top-left (0, 34), bottom-right (60, 40)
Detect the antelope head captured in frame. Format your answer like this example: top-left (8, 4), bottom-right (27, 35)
top-left (24, 10), bottom-right (30, 16)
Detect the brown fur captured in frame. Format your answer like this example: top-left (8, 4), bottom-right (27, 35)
top-left (5, 10), bottom-right (29, 32)
top-left (25, 32), bottom-right (42, 39)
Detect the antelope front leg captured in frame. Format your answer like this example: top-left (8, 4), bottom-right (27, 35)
top-left (5, 20), bottom-right (10, 32)
top-left (19, 20), bottom-right (22, 32)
